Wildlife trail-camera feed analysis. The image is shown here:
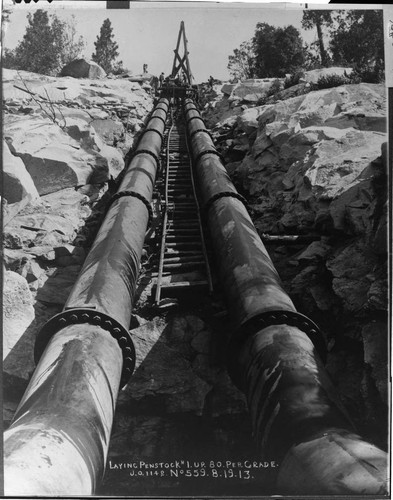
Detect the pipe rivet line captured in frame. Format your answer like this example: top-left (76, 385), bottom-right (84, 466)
top-left (155, 105), bottom-right (169, 113)
top-left (204, 191), bottom-right (248, 215)
top-left (189, 128), bottom-right (212, 140)
top-left (149, 114), bottom-right (166, 126)
top-left (186, 115), bottom-right (203, 125)
top-left (131, 149), bottom-right (160, 167)
top-left (194, 148), bottom-right (224, 165)
top-left (140, 127), bottom-right (164, 142)
top-left (107, 190), bottom-right (154, 228)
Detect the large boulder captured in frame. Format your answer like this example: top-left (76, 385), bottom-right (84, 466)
top-left (302, 67), bottom-right (353, 84)
top-left (64, 116), bottom-right (125, 175)
top-left (221, 83), bottom-right (237, 96)
top-left (91, 118), bottom-right (124, 145)
top-left (36, 264), bottom-right (82, 305)
top-left (60, 59), bottom-right (106, 79)
top-left (235, 84), bottom-right (386, 205)
top-left (3, 270), bottom-right (35, 360)
top-left (231, 78), bottom-right (284, 100)
top-left (3, 69), bottom-right (152, 112)
top-left (2, 140), bottom-right (40, 205)
top-left (3, 187), bottom-right (92, 251)
top-left (236, 107), bottom-right (265, 134)
top-left (301, 129), bottom-right (386, 200)
top-left (259, 83), bottom-right (384, 132)
top-left (5, 115), bottom-right (122, 195)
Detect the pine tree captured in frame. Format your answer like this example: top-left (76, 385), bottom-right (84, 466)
top-left (253, 23), bottom-right (306, 78)
top-left (52, 15), bottom-right (86, 68)
top-left (91, 18), bottom-right (121, 74)
top-left (302, 11), bottom-right (334, 68)
top-left (329, 10), bottom-right (384, 82)
top-left (227, 41), bottom-right (256, 81)
top-left (13, 10), bottom-right (59, 75)
top-left (3, 10), bottom-right (85, 75)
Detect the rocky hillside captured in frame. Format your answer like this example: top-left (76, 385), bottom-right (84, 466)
top-left (203, 78), bottom-right (388, 446)
top-left (2, 69), bottom-right (388, 495)
top-left (3, 69), bottom-right (263, 497)
top-left (3, 67), bottom-right (153, 411)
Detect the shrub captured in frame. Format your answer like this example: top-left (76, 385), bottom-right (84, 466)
top-left (349, 63), bottom-right (384, 84)
top-left (283, 70), bottom-right (305, 89)
top-left (256, 78), bottom-right (282, 105)
top-left (311, 73), bottom-right (350, 90)
top-left (269, 78), bottom-right (282, 95)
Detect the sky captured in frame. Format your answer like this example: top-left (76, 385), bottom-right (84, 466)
top-left (1, 1), bottom-right (381, 82)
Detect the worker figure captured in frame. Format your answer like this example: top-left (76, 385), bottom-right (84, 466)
top-left (208, 75), bottom-right (214, 89)
top-left (180, 71), bottom-right (187, 85)
top-left (143, 63), bottom-right (148, 74)
top-left (159, 72), bottom-right (165, 87)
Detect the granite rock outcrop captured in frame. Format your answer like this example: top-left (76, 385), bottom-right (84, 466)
top-left (204, 81), bottom-right (388, 442)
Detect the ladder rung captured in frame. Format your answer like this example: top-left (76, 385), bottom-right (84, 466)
top-left (159, 280), bottom-right (208, 289)
top-left (163, 262), bottom-right (205, 269)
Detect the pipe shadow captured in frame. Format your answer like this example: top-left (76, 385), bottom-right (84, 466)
top-left (98, 311), bottom-right (277, 497)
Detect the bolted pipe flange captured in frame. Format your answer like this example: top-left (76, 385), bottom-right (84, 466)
top-left (227, 310), bottom-right (326, 390)
top-left (34, 308), bottom-right (136, 388)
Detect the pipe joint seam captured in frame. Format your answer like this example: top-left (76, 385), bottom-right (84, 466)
top-left (140, 127), bottom-right (164, 143)
top-left (149, 114), bottom-right (166, 126)
top-left (238, 310), bottom-right (326, 362)
top-left (131, 149), bottom-right (160, 167)
top-left (34, 308), bottom-right (136, 388)
top-left (107, 190), bottom-right (153, 227)
top-left (227, 310), bottom-right (326, 389)
top-left (154, 105), bottom-right (169, 113)
top-left (186, 114), bottom-right (203, 125)
top-left (194, 149), bottom-right (224, 165)
top-left (189, 128), bottom-right (213, 141)
top-left (204, 191), bottom-right (248, 214)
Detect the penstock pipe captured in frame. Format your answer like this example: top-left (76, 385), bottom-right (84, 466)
top-left (4, 98), bottom-right (170, 496)
top-left (184, 98), bottom-right (388, 495)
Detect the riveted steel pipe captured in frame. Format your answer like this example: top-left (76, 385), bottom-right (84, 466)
top-left (235, 324), bottom-right (388, 494)
top-left (184, 98), bottom-right (388, 495)
top-left (4, 97), bottom-right (170, 496)
top-left (4, 325), bottom-right (122, 496)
